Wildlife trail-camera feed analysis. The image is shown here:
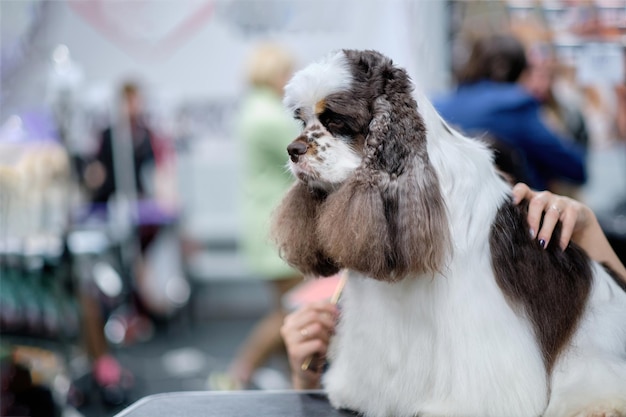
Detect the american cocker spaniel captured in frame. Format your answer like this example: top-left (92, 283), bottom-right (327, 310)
top-left (271, 49), bottom-right (626, 417)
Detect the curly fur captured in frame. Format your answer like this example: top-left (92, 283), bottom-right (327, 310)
top-left (271, 182), bottom-right (340, 277)
top-left (271, 49), bottom-right (626, 417)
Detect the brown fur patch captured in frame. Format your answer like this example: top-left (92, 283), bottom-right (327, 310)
top-left (270, 182), bottom-right (339, 277)
top-left (490, 200), bottom-right (593, 371)
top-left (315, 99), bottom-right (326, 115)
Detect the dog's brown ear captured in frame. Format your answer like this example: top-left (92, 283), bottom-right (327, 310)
top-left (271, 182), bottom-right (340, 277)
top-left (318, 52), bottom-right (450, 281)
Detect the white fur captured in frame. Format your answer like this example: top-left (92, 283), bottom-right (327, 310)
top-left (288, 52), bottom-right (626, 417)
top-left (288, 121), bottom-right (361, 192)
top-left (544, 262), bottom-right (626, 417)
top-left (283, 50), bottom-right (352, 117)
top-left (284, 51), bottom-right (361, 191)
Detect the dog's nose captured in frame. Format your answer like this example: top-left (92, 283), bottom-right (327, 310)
top-left (287, 141), bottom-right (308, 163)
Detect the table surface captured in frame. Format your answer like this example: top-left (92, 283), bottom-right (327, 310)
top-left (113, 390), bottom-right (359, 417)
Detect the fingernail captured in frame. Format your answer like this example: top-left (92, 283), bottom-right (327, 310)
top-left (539, 239), bottom-right (546, 248)
top-left (529, 228), bottom-right (535, 238)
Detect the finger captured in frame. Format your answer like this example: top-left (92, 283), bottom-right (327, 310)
top-left (298, 304), bottom-right (339, 332)
top-left (307, 308), bottom-right (337, 333)
top-left (316, 309), bottom-right (339, 331)
top-left (527, 191), bottom-right (551, 239)
top-left (537, 204), bottom-right (561, 249)
top-left (285, 332), bottom-right (326, 367)
top-left (512, 182), bottom-right (532, 205)
top-left (289, 302), bottom-right (337, 325)
top-left (309, 299), bottom-right (336, 309)
top-left (301, 321), bottom-right (333, 344)
top-left (295, 339), bottom-right (328, 359)
top-left (310, 301), bottom-right (339, 318)
top-left (293, 340), bottom-right (328, 371)
top-left (281, 314), bottom-right (309, 345)
top-left (282, 313), bottom-right (334, 349)
top-left (283, 308), bottom-right (321, 333)
top-left (298, 326), bottom-right (311, 341)
top-left (558, 208), bottom-right (577, 251)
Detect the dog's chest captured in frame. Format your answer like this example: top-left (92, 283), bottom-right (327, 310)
top-left (324, 271), bottom-right (549, 417)
top-left (330, 272), bottom-right (449, 379)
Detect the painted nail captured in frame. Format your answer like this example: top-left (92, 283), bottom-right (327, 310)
top-left (529, 228), bottom-right (535, 238)
top-left (539, 239), bottom-right (546, 248)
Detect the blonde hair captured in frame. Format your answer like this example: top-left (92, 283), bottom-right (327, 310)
top-left (245, 43), bottom-right (295, 89)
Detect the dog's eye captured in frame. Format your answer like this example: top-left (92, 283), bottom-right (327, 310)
top-left (328, 121), bottom-right (345, 131)
top-left (319, 111), bottom-right (352, 136)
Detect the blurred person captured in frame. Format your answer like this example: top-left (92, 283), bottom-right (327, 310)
top-left (512, 21), bottom-right (589, 199)
top-left (80, 80), bottom-right (180, 402)
top-left (281, 184), bottom-right (626, 390)
top-left (433, 32), bottom-right (587, 192)
top-left (83, 80), bottom-right (180, 318)
top-left (208, 43), bottom-right (302, 390)
top-left (84, 81), bottom-right (177, 210)
top-left (523, 54), bottom-right (589, 148)
top-left (84, 81), bottom-right (155, 203)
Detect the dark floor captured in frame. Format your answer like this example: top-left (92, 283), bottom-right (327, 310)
top-left (76, 279), bottom-right (293, 417)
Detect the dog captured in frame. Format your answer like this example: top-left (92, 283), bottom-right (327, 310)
top-left (271, 49), bottom-right (626, 417)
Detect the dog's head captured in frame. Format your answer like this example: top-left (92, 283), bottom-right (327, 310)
top-left (271, 49), bottom-right (450, 282)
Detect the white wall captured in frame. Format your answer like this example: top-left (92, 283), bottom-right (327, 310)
top-left (1, 0), bottom-right (450, 126)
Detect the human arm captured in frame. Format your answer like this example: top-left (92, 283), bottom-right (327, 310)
top-left (280, 300), bottom-right (339, 390)
top-left (512, 182), bottom-right (626, 281)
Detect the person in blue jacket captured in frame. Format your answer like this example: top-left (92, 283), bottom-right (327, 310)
top-left (433, 33), bottom-right (586, 191)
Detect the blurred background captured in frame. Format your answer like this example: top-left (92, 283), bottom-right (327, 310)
top-left (0, 1), bottom-right (624, 416)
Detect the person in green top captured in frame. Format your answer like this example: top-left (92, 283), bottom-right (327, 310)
top-left (210, 43), bottom-right (303, 390)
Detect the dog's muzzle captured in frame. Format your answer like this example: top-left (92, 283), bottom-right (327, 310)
top-left (287, 141), bottom-right (308, 163)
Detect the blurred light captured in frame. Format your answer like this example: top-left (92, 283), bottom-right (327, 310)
top-left (104, 318), bottom-right (126, 345)
top-left (7, 115), bottom-right (23, 129)
top-left (93, 261), bottom-right (123, 298)
top-left (67, 230), bottom-right (110, 255)
top-left (53, 374), bottom-right (71, 397)
top-left (165, 276), bottom-right (190, 306)
top-left (161, 347), bottom-right (206, 377)
top-left (0, 115), bottom-right (25, 142)
top-left (52, 44), bottom-right (70, 64)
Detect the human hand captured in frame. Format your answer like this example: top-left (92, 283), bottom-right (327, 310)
top-left (512, 183), bottom-right (593, 251)
top-left (280, 300), bottom-right (338, 390)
